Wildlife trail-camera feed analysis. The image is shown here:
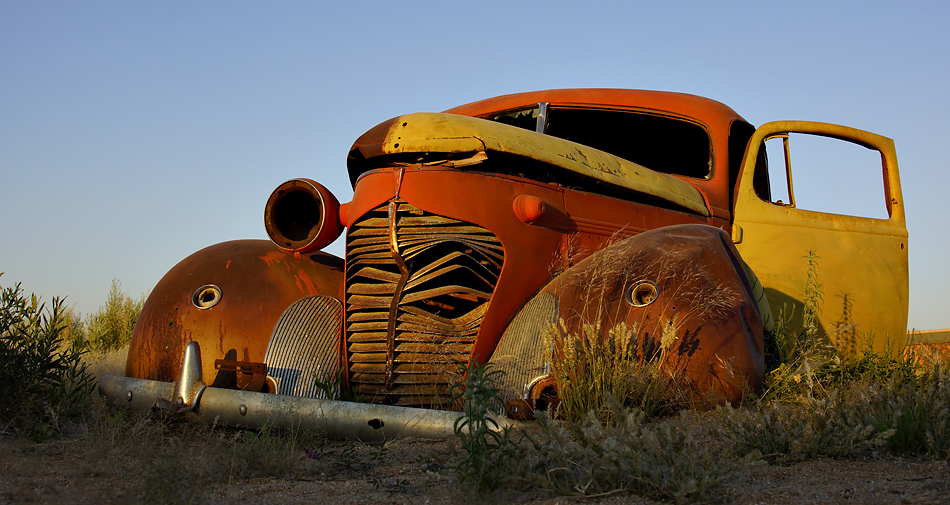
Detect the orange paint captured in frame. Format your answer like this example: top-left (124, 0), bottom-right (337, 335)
top-left (258, 250), bottom-right (285, 267)
top-left (295, 268), bottom-right (318, 295)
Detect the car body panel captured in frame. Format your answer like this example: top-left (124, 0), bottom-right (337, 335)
top-left (733, 121), bottom-right (908, 354)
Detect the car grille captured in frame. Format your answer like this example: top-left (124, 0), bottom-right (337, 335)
top-left (344, 200), bottom-right (504, 406)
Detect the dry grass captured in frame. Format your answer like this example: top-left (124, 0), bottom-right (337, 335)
top-left (6, 268), bottom-right (950, 504)
top-left (1, 344), bottom-right (947, 504)
top-left (72, 395), bottom-right (330, 504)
top-left (522, 400), bottom-right (756, 503)
top-left (543, 319), bottom-right (689, 422)
top-left (85, 344), bottom-right (129, 382)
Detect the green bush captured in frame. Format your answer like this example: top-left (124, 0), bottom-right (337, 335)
top-left (0, 275), bottom-right (95, 438)
top-left (83, 279), bottom-right (144, 353)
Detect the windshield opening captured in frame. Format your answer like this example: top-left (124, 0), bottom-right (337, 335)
top-left (490, 105), bottom-right (712, 179)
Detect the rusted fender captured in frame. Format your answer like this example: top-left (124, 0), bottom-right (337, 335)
top-left (541, 224), bottom-right (765, 407)
top-left (98, 374), bottom-right (518, 442)
top-left (126, 240), bottom-right (344, 384)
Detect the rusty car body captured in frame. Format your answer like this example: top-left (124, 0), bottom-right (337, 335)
top-left (100, 89), bottom-right (909, 439)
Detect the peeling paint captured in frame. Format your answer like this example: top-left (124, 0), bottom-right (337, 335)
top-left (296, 268), bottom-right (318, 295)
top-left (259, 250), bottom-right (285, 266)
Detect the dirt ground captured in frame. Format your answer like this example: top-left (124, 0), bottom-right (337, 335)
top-left (2, 434), bottom-right (948, 505)
top-left (4, 350), bottom-right (948, 504)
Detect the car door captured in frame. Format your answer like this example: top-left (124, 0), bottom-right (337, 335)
top-left (732, 121), bottom-right (908, 355)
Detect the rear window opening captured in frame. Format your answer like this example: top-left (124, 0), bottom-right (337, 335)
top-left (490, 106), bottom-right (712, 179)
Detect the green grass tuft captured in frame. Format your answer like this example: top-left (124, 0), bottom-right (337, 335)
top-left (450, 358), bottom-right (520, 496)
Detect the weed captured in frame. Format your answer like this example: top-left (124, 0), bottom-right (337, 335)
top-left (763, 321), bottom-right (917, 404)
top-left (415, 453), bottom-right (443, 473)
top-left (856, 362), bottom-right (950, 458)
top-left (526, 397), bottom-right (755, 503)
top-left (79, 401), bottom-right (319, 501)
top-left (305, 439), bottom-right (372, 470)
top-left (312, 368), bottom-right (360, 402)
top-left (369, 476), bottom-right (411, 492)
top-left (0, 276), bottom-right (96, 439)
top-left (136, 440), bottom-right (217, 505)
top-left (450, 358), bottom-right (519, 496)
top-left (81, 398), bottom-right (166, 456)
top-left (544, 319), bottom-right (687, 422)
top-left (718, 392), bottom-right (892, 463)
top-left (719, 356), bottom-right (950, 463)
top-left (721, 251), bottom-right (950, 463)
top-left (756, 252), bottom-right (917, 403)
top-left (225, 422), bottom-right (304, 481)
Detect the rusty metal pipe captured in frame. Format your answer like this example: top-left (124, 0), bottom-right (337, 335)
top-left (99, 374), bottom-right (517, 442)
top-left (264, 178), bottom-right (344, 254)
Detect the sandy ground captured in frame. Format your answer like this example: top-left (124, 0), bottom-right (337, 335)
top-left (1, 434), bottom-right (948, 505)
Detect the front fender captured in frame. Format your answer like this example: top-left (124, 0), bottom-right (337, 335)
top-left (540, 224), bottom-right (765, 406)
top-left (126, 240), bottom-right (344, 384)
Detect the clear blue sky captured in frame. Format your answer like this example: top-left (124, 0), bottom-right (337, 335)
top-left (2, 1), bottom-right (947, 330)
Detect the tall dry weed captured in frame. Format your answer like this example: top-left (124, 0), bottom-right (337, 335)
top-left (544, 319), bottom-right (688, 421)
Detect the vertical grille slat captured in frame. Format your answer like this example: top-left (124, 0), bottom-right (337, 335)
top-left (344, 201), bottom-right (504, 407)
top-left (264, 296), bottom-right (343, 399)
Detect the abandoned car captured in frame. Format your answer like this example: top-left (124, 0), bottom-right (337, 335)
top-left (100, 89), bottom-right (908, 439)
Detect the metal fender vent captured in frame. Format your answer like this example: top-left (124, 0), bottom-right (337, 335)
top-left (345, 200), bottom-right (504, 406)
top-left (488, 292), bottom-right (558, 403)
top-left (264, 295), bottom-right (343, 398)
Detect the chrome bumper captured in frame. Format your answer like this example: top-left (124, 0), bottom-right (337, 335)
top-left (99, 373), bottom-right (517, 442)
top-left (99, 341), bottom-right (516, 442)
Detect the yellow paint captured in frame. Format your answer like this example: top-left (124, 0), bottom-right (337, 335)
top-left (734, 121), bottom-right (908, 355)
top-left (378, 112), bottom-right (710, 217)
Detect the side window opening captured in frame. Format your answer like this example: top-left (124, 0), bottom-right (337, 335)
top-left (760, 133), bottom-right (889, 219)
top-left (728, 120), bottom-right (759, 212)
top-left (752, 147), bottom-right (771, 203)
